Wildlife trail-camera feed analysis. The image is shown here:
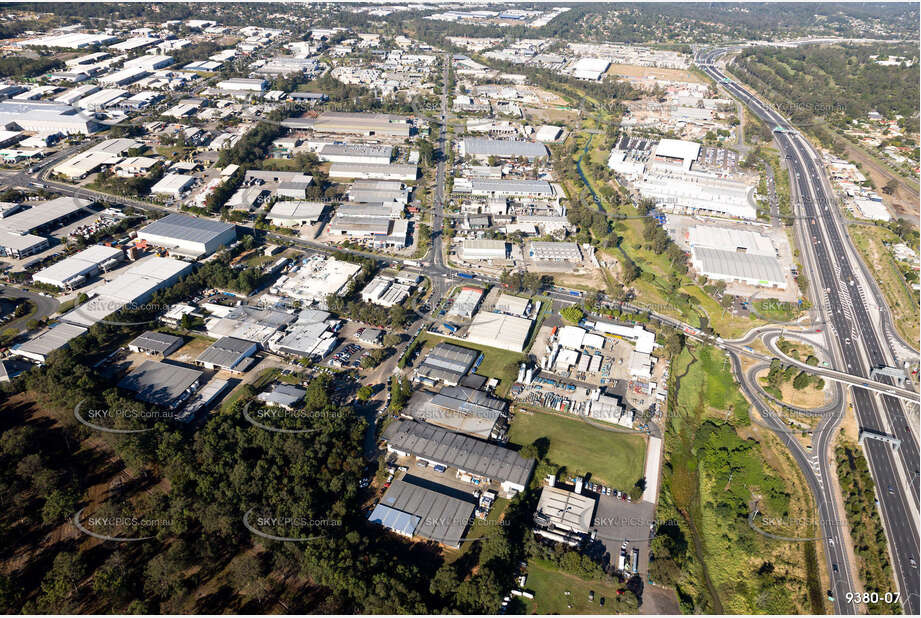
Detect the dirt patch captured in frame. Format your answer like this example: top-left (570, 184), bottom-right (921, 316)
top-left (608, 63), bottom-right (705, 84)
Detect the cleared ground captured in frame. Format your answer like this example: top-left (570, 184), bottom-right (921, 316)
top-left (508, 409), bottom-right (646, 488)
top-left (607, 63), bottom-right (705, 84)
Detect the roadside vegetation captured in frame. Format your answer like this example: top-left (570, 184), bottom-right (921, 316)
top-left (649, 344), bottom-right (823, 613)
top-left (834, 442), bottom-right (902, 614)
top-left (848, 223), bottom-right (920, 345)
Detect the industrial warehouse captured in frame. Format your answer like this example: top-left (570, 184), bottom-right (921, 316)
top-left (369, 475), bottom-right (476, 549)
top-left (136, 213), bottom-right (237, 258)
top-left (62, 257), bottom-right (193, 327)
top-left (382, 419), bottom-right (535, 497)
top-left (31, 244), bottom-right (124, 289)
top-left (610, 137), bottom-right (758, 220)
top-left (683, 224), bottom-right (788, 289)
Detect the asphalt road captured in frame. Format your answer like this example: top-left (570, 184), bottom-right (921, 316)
top-left (699, 48), bottom-right (920, 614)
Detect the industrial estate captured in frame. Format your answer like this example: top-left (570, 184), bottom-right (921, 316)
top-left (0, 2), bottom-right (917, 616)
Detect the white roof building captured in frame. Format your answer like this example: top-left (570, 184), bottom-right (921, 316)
top-left (686, 225), bottom-right (776, 256)
top-left (461, 239), bottom-right (508, 261)
top-left (0, 101), bottom-right (98, 135)
top-left (61, 257), bottom-right (193, 327)
top-left (32, 245), bottom-right (124, 289)
top-left (466, 312), bottom-right (532, 352)
top-left (571, 57), bottom-right (610, 81)
top-left (853, 198), bottom-right (892, 222)
top-left (448, 287), bottom-right (485, 319)
top-left (270, 255), bottom-right (362, 308)
top-left (494, 293), bottom-right (530, 317)
top-left (150, 173), bottom-right (196, 198)
top-left (267, 201), bottom-right (327, 225)
top-left (690, 247), bottom-right (787, 289)
top-left (651, 139), bottom-right (701, 171)
top-left (137, 213), bottom-right (236, 258)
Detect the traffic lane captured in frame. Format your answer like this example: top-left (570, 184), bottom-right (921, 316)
top-left (0, 285), bottom-right (60, 332)
top-left (709, 57), bottom-right (915, 610)
top-left (785, 115), bottom-right (921, 609)
top-left (791, 135), bottom-right (920, 499)
top-left (731, 351), bottom-right (855, 614)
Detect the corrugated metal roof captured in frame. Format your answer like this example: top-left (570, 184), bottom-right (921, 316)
top-left (382, 420), bottom-right (534, 487)
top-left (139, 213), bottom-right (234, 244)
top-left (692, 246), bottom-right (785, 284)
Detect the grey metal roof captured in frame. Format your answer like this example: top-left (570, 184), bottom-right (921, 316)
top-left (320, 143), bottom-right (392, 158)
top-left (196, 336), bottom-right (256, 369)
top-left (117, 360), bottom-right (202, 408)
top-left (14, 322), bottom-right (86, 357)
top-left (693, 246), bottom-right (785, 284)
top-left (139, 213), bottom-right (235, 244)
top-left (0, 196), bottom-right (93, 235)
top-left (463, 137), bottom-right (548, 158)
top-left (257, 383), bottom-right (306, 407)
top-left (368, 503), bottom-right (420, 538)
top-left (371, 474), bottom-right (476, 548)
top-left (382, 420), bottom-right (535, 488)
top-left (407, 385), bottom-right (507, 439)
top-left (417, 343), bottom-right (479, 383)
top-left (129, 330), bottom-right (183, 354)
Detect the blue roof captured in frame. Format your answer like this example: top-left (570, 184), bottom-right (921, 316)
top-left (369, 504), bottom-right (419, 537)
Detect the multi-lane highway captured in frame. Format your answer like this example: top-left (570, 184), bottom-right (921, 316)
top-left (699, 47), bottom-right (920, 614)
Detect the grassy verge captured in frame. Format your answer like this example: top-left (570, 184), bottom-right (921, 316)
top-left (519, 557), bottom-right (638, 614)
top-left (848, 224), bottom-right (919, 345)
top-left (649, 345), bottom-right (821, 613)
top-left (508, 409), bottom-right (645, 489)
top-left (834, 442), bottom-right (901, 614)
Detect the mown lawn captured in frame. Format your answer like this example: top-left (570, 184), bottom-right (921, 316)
top-left (508, 409), bottom-right (646, 489)
top-left (519, 558), bottom-right (637, 614)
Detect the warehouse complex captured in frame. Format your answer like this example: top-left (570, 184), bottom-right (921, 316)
top-left (685, 224), bottom-right (786, 288)
top-left (465, 311), bottom-right (533, 353)
top-left (382, 419), bottom-right (535, 497)
top-left (406, 384), bottom-right (508, 440)
top-left (460, 137), bottom-right (549, 160)
top-left (117, 360), bottom-right (203, 409)
top-left (369, 475), bottom-right (476, 549)
top-left (415, 342), bottom-right (480, 386)
top-left (270, 255), bottom-right (362, 308)
top-left (610, 137), bottom-right (758, 220)
top-left (62, 257), bottom-right (193, 327)
top-left (32, 244), bottom-right (124, 289)
top-left (137, 213), bottom-right (236, 257)
top-left (0, 196), bottom-right (95, 259)
top-left (11, 322), bottom-right (87, 363)
top-left (0, 101), bottom-right (100, 134)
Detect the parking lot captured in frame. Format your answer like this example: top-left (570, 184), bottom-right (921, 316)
top-left (697, 146), bottom-right (738, 171)
top-left (591, 492), bottom-right (658, 575)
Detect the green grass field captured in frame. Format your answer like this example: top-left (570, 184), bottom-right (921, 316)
top-left (508, 409), bottom-right (646, 488)
top-left (675, 345), bottom-right (749, 423)
top-left (519, 558), bottom-right (638, 614)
